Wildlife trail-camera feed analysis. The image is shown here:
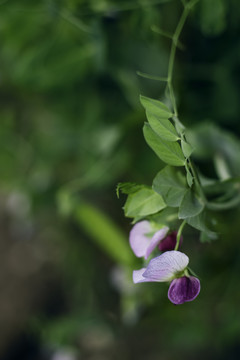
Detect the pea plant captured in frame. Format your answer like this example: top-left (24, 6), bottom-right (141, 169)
top-left (117, 0), bottom-right (240, 305)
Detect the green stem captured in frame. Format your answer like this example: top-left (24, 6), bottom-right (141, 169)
top-left (187, 266), bottom-right (200, 279)
top-left (166, 0), bottom-right (198, 116)
top-left (174, 220), bottom-right (187, 250)
top-left (188, 159), bottom-right (207, 203)
top-left (137, 71), bottom-right (168, 82)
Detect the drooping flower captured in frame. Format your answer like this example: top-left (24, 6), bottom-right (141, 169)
top-left (168, 276), bottom-right (200, 305)
top-left (158, 231), bottom-right (182, 252)
top-left (129, 220), bottom-right (181, 260)
top-left (133, 250), bottom-right (200, 305)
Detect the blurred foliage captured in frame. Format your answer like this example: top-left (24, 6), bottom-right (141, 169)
top-left (1, 0), bottom-right (240, 359)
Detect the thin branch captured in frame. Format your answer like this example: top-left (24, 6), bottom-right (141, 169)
top-left (137, 71), bottom-right (168, 82)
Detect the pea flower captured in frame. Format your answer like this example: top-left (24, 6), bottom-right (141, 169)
top-left (129, 220), bottom-right (181, 260)
top-left (133, 251), bottom-right (200, 305)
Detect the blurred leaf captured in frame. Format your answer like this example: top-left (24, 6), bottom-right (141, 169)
top-left (146, 111), bottom-right (179, 141)
top-left (124, 187), bottom-right (166, 217)
top-left (179, 189), bottom-right (205, 219)
top-left (187, 123), bottom-right (240, 178)
top-left (153, 166), bottom-right (187, 207)
top-left (186, 211), bottom-right (217, 241)
top-left (114, 69), bottom-right (140, 109)
top-left (137, 71), bottom-right (168, 82)
top-left (75, 202), bottom-right (135, 266)
top-left (199, 0), bottom-right (227, 36)
top-left (203, 177), bottom-right (240, 196)
top-left (57, 189), bottom-right (76, 216)
top-left (143, 124), bottom-right (185, 166)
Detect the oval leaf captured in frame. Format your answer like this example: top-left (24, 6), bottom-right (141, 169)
top-left (146, 111), bottom-right (180, 142)
top-left (181, 139), bottom-right (194, 158)
top-left (185, 163), bottom-right (194, 187)
top-left (143, 124), bottom-right (185, 166)
top-left (124, 187), bottom-right (166, 217)
top-left (179, 189), bottom-right (205, 219)
top-left (140, 95), bottom-right (172, 118)
top-left (153, 166), bottom-right (187, 207)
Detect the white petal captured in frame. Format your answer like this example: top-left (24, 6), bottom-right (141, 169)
top-left (133, 268), bottom-right (159, 283)
top-left (143, 251), bottom-right (189, 282)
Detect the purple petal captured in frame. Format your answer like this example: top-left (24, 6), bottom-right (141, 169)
top-left (143, 251), bottom-right (189, 282)
top-left (129, 220), bottom-right (152, 257)
top-left (144, 226), bottom-right (169, 259)
top-left (168, 276), bottom-right (200, 305)
top-left (158, 231), bottom-right (183, 252)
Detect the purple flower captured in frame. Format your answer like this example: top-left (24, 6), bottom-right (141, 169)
top-left (168, 276), bottom-right (200, 305)
top-left (158, 231), bottom-right (182, 252)
top-left (129, 220), bottom-right (169, 259)
top-left (133, 251), bottom-right (200, 305)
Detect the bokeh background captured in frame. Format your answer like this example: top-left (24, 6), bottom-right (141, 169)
top-left (1, 0), bottom-right (240, 359)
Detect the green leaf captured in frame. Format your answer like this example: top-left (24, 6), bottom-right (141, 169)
top-left (116, 182), bottom-right (143, 198)
top-left (143, 124), bottom-right (185, 166)
top-left (124, 187), bottom-right (166, 218)
top-left (179, 189), bottom-right (205, 219)
top-left (174, 116), bottom-right (185, 136)
top-left (186, 169), bottom-right (193, 187)
top-left (140, 95), bottom-right (172, 118)
top-left (181, 140), bottom-right (194, 158)
top-left (200, 231), bottom-right (218, 243)
top-left (146, 111), bottom-right (179, 142)
top-left (185, 163), bottom-right (194, 187)
top-left (74, 202), bottom-right (135, 266)
top-left (186, 123), bottom-right (240, 178)
top-left (153, 166), bottom-right (187, 207)
top-left (150, 207), bottom-right (179, 227)
top-left (186, 211), bottom-right (217, 241)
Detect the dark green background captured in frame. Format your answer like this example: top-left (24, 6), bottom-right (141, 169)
top-left (1, 0), bottom-right (240, 359)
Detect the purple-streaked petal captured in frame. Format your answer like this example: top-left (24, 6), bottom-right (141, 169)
top-left (143, 251), bottom-right (189, 282)
top-left (145, 226), bottom-right (169, 259)
top-left (133, 268), bottom-right (157, 283)
top-left (129, 220), bottom-right (152, 257)
top-left (168, 276), bottom-right (200, 305)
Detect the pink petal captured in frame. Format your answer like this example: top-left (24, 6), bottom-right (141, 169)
top-left (145, 226), bottom-right (169, 259)
top-left (129, 220), bottom-right (152, 257)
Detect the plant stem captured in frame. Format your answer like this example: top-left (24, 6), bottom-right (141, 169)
top-left (166, 0), bottom-right (198, 116)
top-left (174, 219), bottom-right (186, 250)
top-left (188, 158), bottom-right (207, 203)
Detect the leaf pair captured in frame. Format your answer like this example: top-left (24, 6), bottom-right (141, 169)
top-left (153, 166), bottom-right (204, 218)
top-left (141, 95), bottom-right (186, 167)
top-left (152, 165), bottom-right (216, 241)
